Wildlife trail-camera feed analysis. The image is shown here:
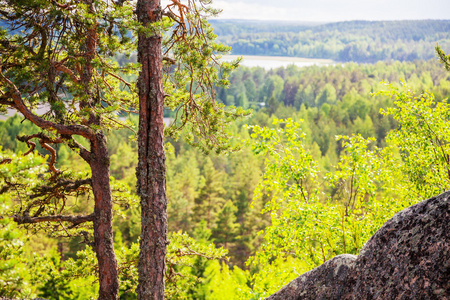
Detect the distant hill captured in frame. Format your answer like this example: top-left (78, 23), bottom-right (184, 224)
top-left (314, 20), bottom-right (450, 41)
top-left (211, 19), bottom-right (450, 63)
top-left (209, 19), bottom-right (324, 36)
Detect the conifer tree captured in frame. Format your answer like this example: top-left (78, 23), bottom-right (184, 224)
top-left (193, 157), bottom-right (227, 228)
top-left (0, 1), bottom-right (138, 298)
top-left (135, 0), bottom-right (249, 298)
top-left (212, 200), bottom-right (240, 248)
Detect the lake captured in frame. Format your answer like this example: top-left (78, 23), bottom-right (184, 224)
top-left (0, 55), bottom-right (334, 120)
top-left (222, 55), bottom-right (334, 69)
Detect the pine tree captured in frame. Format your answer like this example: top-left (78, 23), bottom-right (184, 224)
top-left (0, 1), bottom-right (138, 298)
top-left (212, 200), bottom-right (240, 248)
top-left (194, 157), bottom-right (227, 228)
top-left (135, 0), bottom-right (250, 298)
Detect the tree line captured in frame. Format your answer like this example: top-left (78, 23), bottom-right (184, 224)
top-left (211, 19), bottom-right (450, 63)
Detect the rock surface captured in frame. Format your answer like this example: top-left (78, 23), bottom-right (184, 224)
top-left (267, 191), bottom-right (450, 300)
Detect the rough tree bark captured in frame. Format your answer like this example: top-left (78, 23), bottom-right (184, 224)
top-left (136, 0), bottom-right (168, 299)
top-left (80, 11), bottom-right (119, 298)
top-left (90, 133), bottom-right (119, 300)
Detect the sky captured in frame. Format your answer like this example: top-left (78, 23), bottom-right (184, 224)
top-left (212, 0), bottom-right (450, 22)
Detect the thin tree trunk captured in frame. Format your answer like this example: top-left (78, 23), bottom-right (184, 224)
top-left (91, 133), bottom-right (119, 300)
top-left (80, 2), bottom-right (119, 297)
top-left (136, 0), bottom-right (168, 298)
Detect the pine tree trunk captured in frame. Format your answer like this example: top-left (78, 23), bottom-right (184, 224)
top-left (136, 0), bottom-right (168, 299)
top-left (91, 133), bottom-right (119, 300)
top-left (79, 2), bottom-right (120, 295)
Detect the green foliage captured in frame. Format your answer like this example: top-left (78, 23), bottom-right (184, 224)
top-left (215, 59), bottom-right (450, 157)
top-left (0, 4), bottom-right (141, 289)
top-left (0, 115), bottom-right (40, 153)
top-left (248, 118), bottom-right (319, 207)
top-left (34, 249), bottom-right (74, 300)
top-left (2, 32), bottom-right (450, 298)
top-left (379, 82), bottom-right (450, 198)
top-left (166, 146), bottom-right (202, 233)
top-left (244, 119), bottom-right (414, 297)
top-left (203, 261), bottom-right (250, 300)
top-left (211, 200), bottom-right (240, 248)
top-left (248, 256), bottom-right (309, 299)
top-left (0, 201), bottom-right (31, 298)
top-left (193, 157), bottom-right (227, 227)
top-left (161, 0), bottom-right (252, 155)
top-left (0, 150), bottom-right (46, 298)
top-left (327, 135), bottom-right (381, 220)
top-left (436, 44), bottom-right (450, 71)
top-left (60, 231), bottom-right (227, 299)
top-left (316, 83), bottom-right (337, 106)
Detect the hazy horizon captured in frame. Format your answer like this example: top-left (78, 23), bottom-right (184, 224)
top-left (210, 18), bottom-right (449, 24)
top-left (212, 0), bottom-right (450, 23)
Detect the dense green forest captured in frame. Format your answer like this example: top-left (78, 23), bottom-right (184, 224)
top-left (211, 19), bottom-right (450, 62)
top-left (1, 1), bottom-right (450, 297)
top-left (2, 54), bottom-right (450, 298)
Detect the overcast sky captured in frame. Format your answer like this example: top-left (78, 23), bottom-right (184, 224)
top-left (212, 0), bottom-right (450, 22)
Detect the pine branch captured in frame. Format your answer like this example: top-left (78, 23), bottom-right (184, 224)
top-left (0, 95), bottom-right (16, 107)
top-left (63, 136), bottom-right (92, 163)
top-left (436, 43), bottom-right (450, 72)
top-left (12, 213), bottom-right (95, 227)
top-left (17, 133), bottom-right (62, 173)
top-left (29, 178), bottom-right (92, 200)
top-left (0, 71), bottom-right (95, 140)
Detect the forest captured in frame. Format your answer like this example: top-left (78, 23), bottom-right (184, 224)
top-left (211, 19), bottom-right (450, 62)
top-left (1, 1), bottom-right (450, 300)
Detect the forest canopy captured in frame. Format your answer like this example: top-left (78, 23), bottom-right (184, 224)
top-left (2, 54), bottom-right (450, 298)
top-left (211, 19), bottom-right (450, 62)
top-left (0, 3), bottom-right (449, 299)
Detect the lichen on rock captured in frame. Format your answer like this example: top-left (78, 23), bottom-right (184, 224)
top-left (267, 191), bottom-right (450, 300)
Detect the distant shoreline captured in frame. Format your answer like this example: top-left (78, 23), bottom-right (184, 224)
top-left (222, 55), bottom-right (335, 69)
top-left (223, 55), bottom-right (334, 64)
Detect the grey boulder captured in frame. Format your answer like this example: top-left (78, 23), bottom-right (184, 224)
top-left (267, 191), bottom-right (450, 300)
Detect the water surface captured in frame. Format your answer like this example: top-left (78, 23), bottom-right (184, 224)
top-left (222, 55), bottom-right (334, 69)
